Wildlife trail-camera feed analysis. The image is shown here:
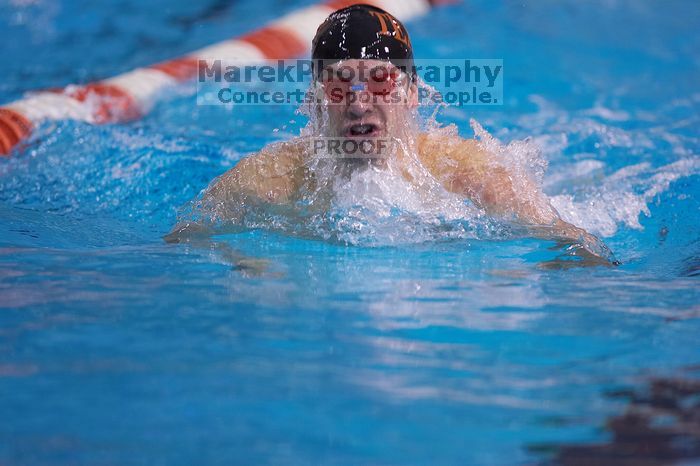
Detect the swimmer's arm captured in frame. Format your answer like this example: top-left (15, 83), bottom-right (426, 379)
top-left (450, 143), bottom-right (594, 237)
top-left (445, 140), bottom-right (616, 262)
top-left (164, 157), bottom-right (263, 243)
top-left (440, 139), bottom-right (558, 224)
top-left (208, 151), bottom-right (299, 204)
top-left (165, 149), bottom-right (302, 242)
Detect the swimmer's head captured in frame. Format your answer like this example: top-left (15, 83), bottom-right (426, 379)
top-left (311, 4), bottom-right (416, 81)
top-left (310, 5), bottom-right (419, 145)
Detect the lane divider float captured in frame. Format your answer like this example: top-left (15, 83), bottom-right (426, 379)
top-left (0, 0), bottom-right (453, 156)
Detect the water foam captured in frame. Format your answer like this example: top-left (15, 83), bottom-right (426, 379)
top-left (519, 96), bottom-right (700, 237)
top-left (550, 158), bottom-right (700, 237)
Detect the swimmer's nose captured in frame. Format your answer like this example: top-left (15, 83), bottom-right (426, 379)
top-left (346, 88), bottom-right (373, 118)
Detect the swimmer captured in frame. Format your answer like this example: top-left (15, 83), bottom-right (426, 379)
top-left (168, 4), bottom-right (617, 265)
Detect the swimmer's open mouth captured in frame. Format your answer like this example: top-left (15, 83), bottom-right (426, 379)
top-left (345, 123), bottom-right (382, 137)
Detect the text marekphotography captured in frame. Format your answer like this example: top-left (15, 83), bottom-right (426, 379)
top-left (196, 59), bottom-right (503, 107)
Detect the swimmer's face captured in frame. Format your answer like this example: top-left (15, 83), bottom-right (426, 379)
top-left (317, 59), bottom-right (418, 140)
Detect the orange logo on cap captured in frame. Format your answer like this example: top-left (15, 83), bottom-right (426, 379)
top-left (368, 11), bottom-right (412, 49)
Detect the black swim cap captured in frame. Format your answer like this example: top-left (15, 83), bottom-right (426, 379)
top-left (311, 4), bottom-right (415, 80)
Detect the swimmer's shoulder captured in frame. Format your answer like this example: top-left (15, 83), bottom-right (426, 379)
top-left (215, 137), bottom-right (309, 204)
top-left (249, 137), bottom-right (309, 177)
top-left (416, 129), bottom-right (490, 180)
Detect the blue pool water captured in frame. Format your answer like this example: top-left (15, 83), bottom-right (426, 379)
top-left (1, 0), bottom-right (699, 464)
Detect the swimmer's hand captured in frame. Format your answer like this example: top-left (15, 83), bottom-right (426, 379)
top-left (164, 230), bottom-right (274, 277)
top-left (163, 222), bottom-right (209, 244)
top-left (530, 219), bottom-right (620, 267)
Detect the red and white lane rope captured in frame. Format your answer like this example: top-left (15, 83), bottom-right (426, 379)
top-left (0, 0), bottom-right (453, 156)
